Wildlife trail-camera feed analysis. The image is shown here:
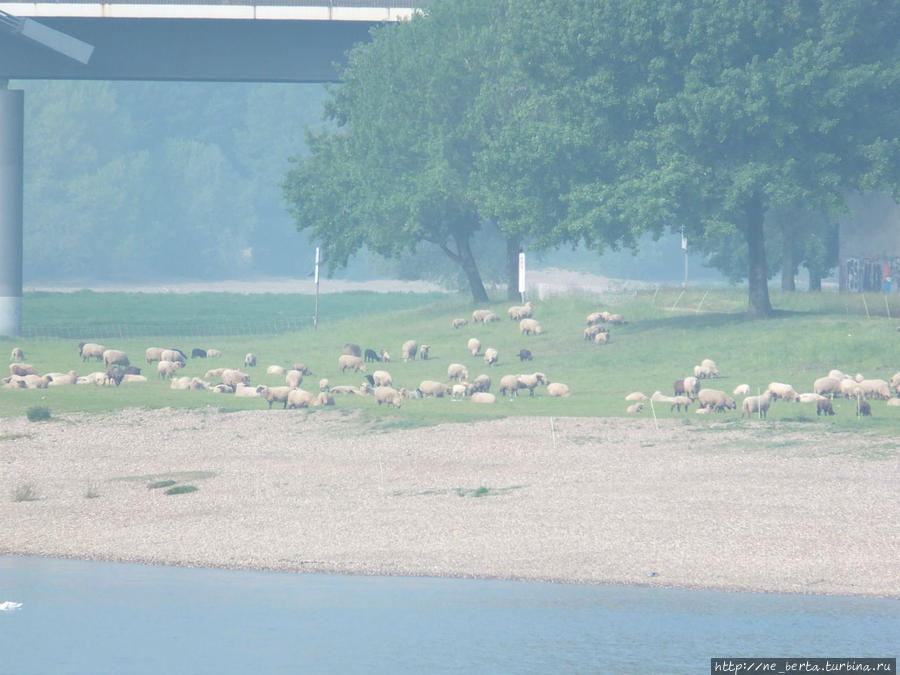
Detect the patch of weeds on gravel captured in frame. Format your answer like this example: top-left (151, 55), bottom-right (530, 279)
top-left (12, 483), bottom-right (39, 502)
top-left (148, 480), bottom-right (177, 490)
top-left (0, 432), bottom-right (31, 441)
top-left (165, 485), bottom-right (199, 496)
top-left (392, 485), bottom-right (526, 498)
top-left (113, 471), bottom-right (216, 484)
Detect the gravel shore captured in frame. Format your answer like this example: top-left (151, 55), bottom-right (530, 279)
top-left (1, 408), bottom-right (897, 597)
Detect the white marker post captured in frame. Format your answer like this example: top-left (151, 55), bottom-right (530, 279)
top-left (313, 247), bottom-right (320, 331)
top-left (681, 226), bottom-right (688, 289)
top-left (518, 251), bottom-right (526, 303)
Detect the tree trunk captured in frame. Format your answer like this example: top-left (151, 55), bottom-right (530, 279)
top-left (505, 235), bottom-right (522, 301)
top-left (450, 230), bottom-right (489, 303)
top-left (808, 269), bottom-right (822, 292)
top-left (781, 221), bottom-right (795, 291)
top-left (746, 193), bottom-right (773, 318)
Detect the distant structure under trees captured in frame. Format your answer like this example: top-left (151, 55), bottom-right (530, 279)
top-left (838, 193), bottom-right (900, 293)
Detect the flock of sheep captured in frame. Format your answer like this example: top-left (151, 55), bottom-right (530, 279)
top-left (623, 357), bottom-right (900, 418)
top-left (5, 303), bottom-right (898, 419)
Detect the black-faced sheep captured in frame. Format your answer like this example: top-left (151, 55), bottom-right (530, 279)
top-left (161, 349), bottom-right (186, 364)
top-left (626, 402), bottom-right (644, 413)
top-left (858, 379), bottom-right (891, 400)
top-left (765, 382), bottom-right (799, 402)
top-left (291, 363), bottom-right (313, 376)
top-left (47, 370), bottom-right (77, 387)
top-left (516, 372), bottom-right (548, 396)
top-left (499, 374), bottom-right (520, 397)
top-left (78, 342), bottom-right (105, 362)
top-left (468, 374), bottom-right (491, 394)
top-left (364, 348), bottom-right (382, 362)
top-left (518, 349), bottom-right (533, 362)
top-left (670, 395), bottom-right (692, 412)
top-left (105, 366), bottom-right (127, 387)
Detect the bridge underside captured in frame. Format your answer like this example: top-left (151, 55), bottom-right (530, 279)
top-left (0, 16), bottom-right (375, 82)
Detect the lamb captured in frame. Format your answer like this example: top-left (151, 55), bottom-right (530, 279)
top-left (813, 377), bottom-right (842, 398)
top-left (157, 360), bottom-right (184, 379)
top-left (287, 388), bottom-right (317, 409)
top-left (284, 370), bottom-right (304, 388)
top-left (625, 392), bottom-right (648, 402)
top-left (447, 363), bottom-right (469, 382)
top-left (256, 385), bottom-right (292, 409)
top-left (161, 349), bottom-right (186, 364)
top-left (9, 347), bottom-right (24, 362)
top-left (364, 348), bottom-right (382, 362)
top-left (402, 339), bottom-right (418, 362)
top-left (417, 380), bottom-right (450, 398)
top-left (9, 363), bottom-right (37, 377)
top-left (145, 347), bottom-right (165, 364)
top-left (470, 392), bottom-right (496, 404)
top-left (372, 370), bottom-right (393, 387)
top-left (732, 384), bottom-right (751, 396)
top-left (318, 378), bottom-right (329, 392)
top-left (47, 371), bottom-right (77, 387)
top-left (858, 379), bottom-right (891, 400)
top-left (817, 398), bottom-right (835, 416)
top-left (78, 342), bottom-right (105, 362)
top-left (318, 392), bottom-right (335, 406)
top-left (380, 350), bottom-right (391, 363)
top-left (499, 374), bottom-right (521, 397)
top-left (267, 365), bottom-right (287, 376)
top-left (516, 372), bottom-right (548, 396)
top-left (547, 382), bottom-right (571, 398)
top-left (207, 349), bottom-right (222, 358)
top-left (451, 318), bottom-right (468, 329)
top-left (102, 349), bottom-right (129, 368)
top-left (741, 391), bottom-right (773, 419)
top-left (221, 369), bottom-right (251, 388)
top-left (342, 343), bottom-right (362, 357)
top-left (670, 395), bottom-right (693, 412)
top-left (626, 402), bottom-right (644, 414)
top-left (338, 354), bottom-right (366, 373)
top-left (468, 374), bottom-right (491, 394)
top-left (765, 382), bottom-right (799, 402)
top-left (484, 348), bottom-right (499, 367)
top-left (857, 399), bottom-right (871, 417)
top-left (418, 344), bottom-right (430, 360)
top-left (374, 386), bottom-right (403, 408)
top-left (519, 318), bottom-right (543, 336)
top-left (244, 353), bottom-right (257, 368)
top-left (518, 349), bottom-right (533, 362)
top-left (467, 338), bottom-right (481, 357)
top-left (697, 388), bottom-right (736, 412)
top-left (451, 384), bottom-right (468, 400)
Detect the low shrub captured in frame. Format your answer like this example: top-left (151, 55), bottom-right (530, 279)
top-left (164, 485), bottom-right (198, 496)
top-left (26, 407), bottom-right (51, 422)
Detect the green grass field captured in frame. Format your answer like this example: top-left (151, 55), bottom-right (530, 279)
top-left (1, 287), bottom-right (898, 432)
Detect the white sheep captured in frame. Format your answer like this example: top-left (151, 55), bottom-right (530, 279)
top-left (161, 349), bottom-right (186, 364)
top-left (452, 318), bottom-right (468, 329)
top-left (221, 369), bottom-right (251, 388)
top-left (796, 392), bottom-right (826, 403)
top-left (244, 353), bottom-right (257, 368)
top-left (9, 347), bottom-right (24, 362)
top-left (338, 354), bottom-right (366, 373)
top-left (372, 370), bottom-right (393, 387)
top-left (586, 312), bottom-right (604, 326)
top-left (626, 402), bottom-right (644, 413)
top-left (682, 376), bottom-right (700, 397)
top-left (419, 344), bottom-right (430, 360)
top-left (285, 369), bottom-right (304, 388)
top-left (206, 349), bottom-right (222, 358)
top-left (625, 391), bottom-right (648, 402)
top-left (547, 382), bottom-right (570, 397)
top-left (468, 374), bottom-right (491, 394)
top-left (120, 374), bottom-right (148, 384)
top-left (732, 384), bottom-right (751, 396)
top-left (886, 397), bottom-right (900, 407)
top-left (417, 380), bottom-right (449, 398)
top-left (471, 392), bottom-right (496, 404)
top-left (401, 339), bottom-right (418, 362)
top-left (102, 349), bottom-right (129, 367)
top-left (858, 379), bottom-right (891, 400)
top-left (697, 388), bottom-right (736, 412)
top-left (472, 309), bottom-right (492, 323)
top-left (267, 365), bottom-right (286, 376)
top-left (47, 371), bottom-right (77, 387)
top-left (451, 383), bottom-right (468, 400)
top-left (234, 382), bottom-right (260, 398)
top-left (813, 376), bottom-right (842, 398)
top-left (519, 318), bottom-right (543, 336)
top-left (78, 342), bottom-right (105, 362)
top-left (839, 377), bottom-right (861, 398)
top-left (374, 386), bottom-right (403, 408)
top-left (380, 350), bottom-right (391, 363)
top-left (484, 348), bottom-right (499, 367)
top-left (765, 382), bottom-right (799, 402)
top-left (318, 378), bottom-right (329, 392)
top-left (256, 385), bottom-right (292, 409)
top-left (467, 338), bottom-right (481, 357)
top-left (211, 384), bottom-right (234, 394)
top-left (157, 360), bottom-right (184, 379)
top-left (318, 391), bottom-right (335, 406)
top-left (499, 374), bottom-right (521, 397)
top-left (889, 371), bottom-right (900, 394)
top-left (508, 301), bottom-right (534, 321)
top-left (170, 376), bottom-right (193, 390)
top-left (516, 372), bottom-right (548, 396)
top-left (584, 324), bottom-right (606, 341)
top-left (670, 395), bottom-right (693, 412)
top-left (9, 363), bottom-right (37, 377)
top-left (287, 388), bottom-right (317, 409)
top-left (145, 347), bottom-right (165, 364)
top-left (447, 363), bottom-right (469, 382)
top-left (827, 369), bottom-right (845, 380)
top-left (741, 391), bottom-right (773, 419)
top-left (593, 332), bottom-right (610, 345)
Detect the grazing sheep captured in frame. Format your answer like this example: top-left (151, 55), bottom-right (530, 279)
top-left (234, 383), bottom-right (260, 398)
top-left (157, 360), bottom-right (184, 379)
top-left (291, 363), bottom-right (313, 376)
top-left (78, 342), bottom-right (105, 362)
top-left (857, 399), bottom-right (872, 416)
top-left (191, 348), bottom-right (207, 358)
top-left (694, 359), bottom-right (720, 379)
top-left (813, 377), bottom-right (842, 398)
top-left (697, 388), bottom-right (736, 412)
top-left (380, 350), bottom-right (391, 363)
top-left (104, 366), bottom-right (127, 387)
top-left (221, 369), bottom-right (251, 388)
top-left (468, 338), bottom-right (481, 357)
top-left (417, 380), bottom-right (450, 398)
top-left (858, 379), bottom-right (891, 400)
top-left (516, 372), bottom-right (548, 396)
top-left (102, 349), bottom-right (129, 368)
top-left (205, 367), bottom-right (227, 379)
top-left (732, 384), bottom-right (751, 397)
top-left (267, 365), bottom-right (287, 376)
top-left (161, 349), bottom-right (186, 364)
top-left (606, 313), bottom-right (626, 325)
top-left (401, 340), bottom-right (418, 362)
top-left (9, 363), bottom-right (37, 377)
top-left (584, 324), bottom-right (607, 341)
top-left (342, 343), bottom-right (362, 357)
top-left (519, 318), bottom-right (543, 336)
top-left (256, 385), bottom-right (292, 409)
top-left (452, 318), bottom-right (468, 329)
top-left (741, 391), bottom-right (773, 419)
top-left (625, 392), bottom-right (648, 402)
top-left (499, 374), bottom-right (521, 398)
top-left (507, 301), bottom-right (534, 321)
top-left (817, 398), bottom-right (835, 416)
top-left (364, 348), bottom-right (381, 362)
top-left (890, 371), bottom-right (900, 394)
top-left (451, 383), bottom-right (468, 400)
top-left (670, 395), bottom-right (693, 412)
top-left (419, 344), bottom-right (430, 361)
top-left (593, 332), bottom-right (610, 345)
top-left (673, 379), bottom-right (687, 396)
top-left (518, 349), bottom-right (533, 362)
top-left (682, 376), bottom-right (700, 397)
top-left (484, 348), bottom-right (499, 367)
top-left (244, 353), bottom-right (257, 368)
top-left (765, 382), bottom-right (799, 402)
top-left (838, 377), bottom-right (861, 399)
top-left (468, 374), bottom-right (491, 394)
top-left (626, 402), bottom-right (644, 414)
top-left (372, 370), bottom-right (393, 387)
top-left (9, 347), bottom-right (24, 362)
top-left (207, 349), bottom-right (222, 358)
top-left (47, 371), bottom-right (77, 387)
top-left (374, 386), bottom-right (403, 408)
top-left (285, 369), bottom-right (304, 388)
top-left (471, 392), bottom-right (496, 404)
top-left (338, 354), bottom-right (366, 374)
top-left (472, 309), bottom-right (491, 323)
top-left (586, 312), bottom-right (604, 326)
top-left (547, 382), bottom-right (571, 397)
top-left (145, 347), bottom-right (165, 364)
top-left (447, 363), bottom-right (469, 382)
top-left (287, 388), bottom-right (317, 409)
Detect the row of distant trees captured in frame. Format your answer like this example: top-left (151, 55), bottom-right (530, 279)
top-left (282, 0), bottom-right (900, 316)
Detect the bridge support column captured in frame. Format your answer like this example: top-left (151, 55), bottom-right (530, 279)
top-left (0, 87), bottom-right (24, 337)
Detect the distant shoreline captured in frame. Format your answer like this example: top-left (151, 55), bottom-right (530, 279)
top-left (2, 409), bottom-right (897, 598)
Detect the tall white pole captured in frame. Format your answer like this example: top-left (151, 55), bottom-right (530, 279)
top-left (313, 247), bottom-right (320, 331)
top-left (518, 251), bottom-right (526, 303)
top-left (681, 226), bottom-right (688, 289)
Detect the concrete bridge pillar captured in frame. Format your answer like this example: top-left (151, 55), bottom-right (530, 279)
top-left (0, 86), bottom-right (24, 337)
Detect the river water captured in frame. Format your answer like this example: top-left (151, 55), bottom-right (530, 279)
top-left (1, 555), bottom-right (897, 674)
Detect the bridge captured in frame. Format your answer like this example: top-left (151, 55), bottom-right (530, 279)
top-left (0, 1), bottom-right (421, 335)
